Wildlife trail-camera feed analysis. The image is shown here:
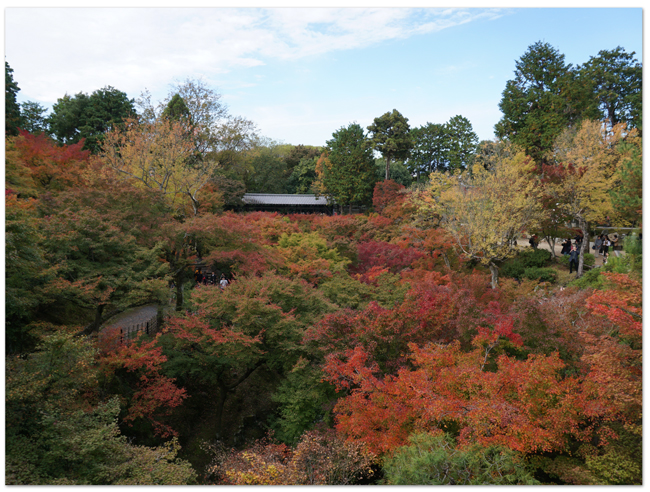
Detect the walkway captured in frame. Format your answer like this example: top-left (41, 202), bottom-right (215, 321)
top-left (102, 304), bottom-right (159, 330)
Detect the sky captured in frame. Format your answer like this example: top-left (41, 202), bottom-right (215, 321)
top-left (4, 5), bottom-right (644, 147)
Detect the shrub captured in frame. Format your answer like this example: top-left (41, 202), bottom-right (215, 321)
top-left (518, 248), bottom-right (552, 268)
top-left (382, 432), bottom-right (539, 485)
top-left (522, 267), bottom-right (557, 283)
top-left (500, 260), bottom-right (525, 279)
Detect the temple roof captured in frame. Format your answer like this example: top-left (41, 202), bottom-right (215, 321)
top-left (242, 193), bottom-right (331, 206)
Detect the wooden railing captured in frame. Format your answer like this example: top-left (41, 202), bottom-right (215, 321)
top-left (119, 312), bottom-right (159, 343)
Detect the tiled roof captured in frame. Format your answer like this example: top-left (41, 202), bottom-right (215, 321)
top-left (242, 194), bottom-right (331, 206)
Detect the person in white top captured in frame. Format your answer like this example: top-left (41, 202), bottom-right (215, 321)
top-left (219, 274), bottom-right (229, 290)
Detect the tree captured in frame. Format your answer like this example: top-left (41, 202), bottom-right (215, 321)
top-left (5, 331), bottom-right (197, 485)
top-left (5, 61), bottom-right (21, 136)
top-left (19, 101), bottom-right (49, 134)
top-left (159, 272), bottom-right (334, 440)
top-left (495, 41), bottom-right (598, 164)
top-left (609, 137), bottom-right (642, 225)
top-left (408, 122), bottom-right (448, 180)
top-left (367, 109), bottom-right (412, 180)
top-left (317, 123), bottom-right (376, 213)
top-left (445, 115), bottom-right (479, 171)
top-left (545, 120), bottom-right (631, 277)
top-left (47, 86), bottom-right (135, 153)
top-left (579, 47), bottom-right (642, 129)
top-left (416, 144), bottom-right (543, 288)
top-left (245, 142), bottom-right (290, 193)
top-left (287, 155), bottom-right (319, 194)
top-left (162, 93), bottom-right (192, 123)
top-left (100, 117), bottom-right (217, 216)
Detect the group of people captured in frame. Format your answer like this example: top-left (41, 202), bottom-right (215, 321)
top-left (560, 232), bottom-right (618, 274)
top-left (194, 269), bottom-right (230, 290)
top-left (593, 233), bottom-right (617, 256)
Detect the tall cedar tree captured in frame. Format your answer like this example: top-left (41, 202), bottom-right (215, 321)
top-left (495, 41), bottom-right (599, 164)
top-left (579, 46), bottom-right (642, 129)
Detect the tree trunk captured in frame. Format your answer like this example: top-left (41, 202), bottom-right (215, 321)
top-left (349, 203), bottom-right (352, 214)
top-left (175, 274), bottom-right (184, 311)
top-left (214, 382), bottom-right (229, 440)
top-left (545, 235), bottom-right (557, 257)
top-left (385, 156), bottom-right (391, 181)
top-left (488, 262), bottom-right (499, 289)
top-left (577, 218), bottom-right (589, 278)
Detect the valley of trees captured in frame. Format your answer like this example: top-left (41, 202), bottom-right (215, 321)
top-left (4, 40), bottom-right (642, 485)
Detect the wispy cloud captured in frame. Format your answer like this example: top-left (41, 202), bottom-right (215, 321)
top-left (5, 7), bottom-right (506, 103)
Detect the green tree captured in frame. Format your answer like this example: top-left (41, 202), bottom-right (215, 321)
top-left (495, 41), bottom-right (598, 164)
top-left (19, 101), bottom-right (49, 134)
top-left (579, 46), bottom-right (642, 129)
top-left (47, 86), bottom-right (135, 153)
top-left (445, 115), bottom-right (479, 171)
top-left (244, 141), bottom-right (290, 193)
top-left (287, 155), bottom-right (319, 194)
top-left (317, 123), bottom-right (376, 213)
top-left (408, 122), bottom-right (447, 180)
top-left (367, 109), bottom-right (412, 180)
top-left (374, 158), bottom-right (411, 187)
top-left (162, 93), bottom-right (192, 123)
top-left (5, 61), bottom-right (21, 136)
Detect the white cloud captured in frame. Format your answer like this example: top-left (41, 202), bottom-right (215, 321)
top-left (5, 7), bottom-right (505, 105)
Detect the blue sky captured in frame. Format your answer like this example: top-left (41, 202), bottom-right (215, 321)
top-left (4, 6), bottom-right (643, 147)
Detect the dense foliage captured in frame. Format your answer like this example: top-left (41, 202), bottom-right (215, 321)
top-left (5, 40), bottom-right (642, 484)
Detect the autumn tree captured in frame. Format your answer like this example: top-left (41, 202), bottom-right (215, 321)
top-left (416, 144), bottom-right (543, 288)
top-left (159, 272), bottom-right (335, 441)
top-left (367, 109), bottom-right (412, 180)
top-left (317, 123), bottom-right (376, 213)
top-left (545, 120), bottom-right (632, 277)
top-left (5, 331), bottom-right (197, 485)
top-left (101, 116), bottom-right (217, 215)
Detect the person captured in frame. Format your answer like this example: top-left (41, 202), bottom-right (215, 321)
top-left (569, 245), bottom-right (579, 274)
top-left (210, 271), bottom-right (217, 285)
top-left (528, 234), bottom-right (538, 249)
top-left (611, 234), bottom-right (619, 251)
top-left (602, 236), bottom-right (611, 257)
top-left (561, 238), bottom-right (571, 255)
top-left (593, 235), bottom-right (603, 254)
top-left (219, 274), bottom-right (229, 290)
top-left (574, 233), bottom-right (583, 250)
top-left (603, 252), bottom-right (609, 265)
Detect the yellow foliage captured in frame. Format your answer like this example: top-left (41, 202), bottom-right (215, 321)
top-left (417, 143), bottom-right (543, 283)
top-left (547, 120), bottom-right (634, 227)
top-left (100, 117), bottom-right (218, 215)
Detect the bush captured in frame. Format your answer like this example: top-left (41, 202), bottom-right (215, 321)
top-left (518, 248), bottom-right (552, 268)
top-left (382, 433), bottom-right (539, 485)
top-left (500, 260), bottom-right (525, 279)
top-left (501, 249), bottom-right (551, 279)
top-left (522, 267), bottom-right (557, 283)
